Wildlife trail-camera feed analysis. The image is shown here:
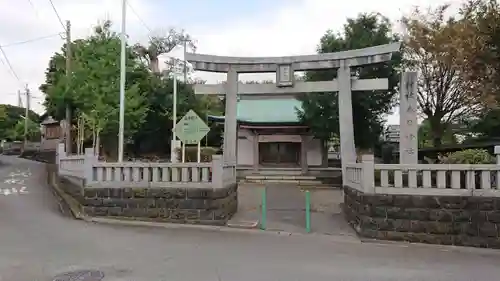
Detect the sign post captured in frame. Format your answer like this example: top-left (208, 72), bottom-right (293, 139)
top-left (174, 110), bottom-right (210, 163)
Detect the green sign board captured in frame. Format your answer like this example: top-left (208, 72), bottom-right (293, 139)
top-left (174, 110), bottom-right (210, 145)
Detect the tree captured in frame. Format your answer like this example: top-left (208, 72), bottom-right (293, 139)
top-left (130, 76), bottom-right (200, 155)
top-left (458, 0), bottom-right (500, 99)
top-left (402, 5), bottom-right (484, 146)
top-left (418, 119), bottom-right (457, 148)
top-left (8, 118), bottom-right (40, 141)
top-left (41, 21), bottom-right (149, 159)
top-left (298, 13), bottom-right (401, 157)
top-left (456, 0), bottom-right (500, 138)
top-left (134, 28), bottom-right (196, 74)
top-left (0, 104), bottom-right (40, 140)
top-left (0, 106), bottom-right (6, 123)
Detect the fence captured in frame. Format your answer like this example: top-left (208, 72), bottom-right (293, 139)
top-left (56, 143), bottom-right (236, 189)
top-left (59, 155), bottom-right (85, 178)
top-left (345, 146), bottom-right (500, 197)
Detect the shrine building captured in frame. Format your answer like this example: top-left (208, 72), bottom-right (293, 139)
top-left (208, 95), bottom-right (323, 172)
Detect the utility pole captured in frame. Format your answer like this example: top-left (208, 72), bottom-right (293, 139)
top-left (17, 90), bottom-right (22, 107)
top-left (118, 0), bottom-right (127, 162)
top-left (24, 85), bottom-right (30, 150)
top-left (171, 73), bottom-right (178, 163)
top-left (183, 39), bottom-right (187, 83)
top-left (65, 20), bottom-right (72, 155)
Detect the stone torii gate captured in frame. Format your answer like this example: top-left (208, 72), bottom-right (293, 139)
top-left (185, 42), bottom-right (401, 178)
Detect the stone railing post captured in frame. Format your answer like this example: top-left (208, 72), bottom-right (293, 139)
top-left (495, 146), bottom-right (500, 164)
top-left (83, 147), bottom-right (97, 184)
top-left (361, 154), bottom-right (375, 193)
top-left (494, 146), bottom-right (500, 188)
top-left (211, 155), bottom-right (224, 188)
top-left (56, 143), bottom-right (65, 167)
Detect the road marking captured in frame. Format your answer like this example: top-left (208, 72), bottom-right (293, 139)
top-left (0, 168), bottom-right (31, 196)
top-left (0, 187), bottom-right (28, 196)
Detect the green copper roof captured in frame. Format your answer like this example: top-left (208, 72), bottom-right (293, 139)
top-left (236, 98), bottom-right (303, 123)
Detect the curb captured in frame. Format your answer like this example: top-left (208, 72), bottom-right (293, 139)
top-left (86, 216), bottom-right (362, 243)
top-left (359, 237), bottom-right (500, 255)
top-left (47, 177), bottom-right (500, 254)
top-left (46, 174), bottom-right (358, 242)
top-left (47, 172), bottom-right (87, 220)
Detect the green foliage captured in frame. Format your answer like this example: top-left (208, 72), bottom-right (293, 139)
top-left (176, 146), bottom-right (220, 162)
top-left (0, 106), bottom-right (6, 123)
top-left (0, 104), bottom-right (40, 140)
top-left (298, 13), bottom-right (400, 149)
top-left (440, 149), bottom-right (494, 164)
top-left (8, 118), bottom-right (40, 141)
top-left (418, 119), bottom-right (457, 148)
top-left (39, 21), bottom-right (221, 157)
top-left (40, 21), bottom-right (149, 157)
top-left (129, 77), bottom-right (223, 155)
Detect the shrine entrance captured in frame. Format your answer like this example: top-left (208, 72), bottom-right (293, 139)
top-left (186, 42), bottom-right (402, 180)
top-left (259, 142), bottom-right (301, 166)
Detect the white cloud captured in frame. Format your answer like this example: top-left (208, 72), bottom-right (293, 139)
top-left (0, 0), bottom-right (462, 125)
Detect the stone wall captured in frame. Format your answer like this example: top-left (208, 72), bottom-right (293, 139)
top-left (47, 164), bottom-right (85, 201)
top-left (81, 184), bottom-right (237, 225)
top-left (343, 185), bottom-right (500, 248)
top-left (48, 166), bottom-right (237, 225)
top-left (22, 150), bottom-right (56, 164)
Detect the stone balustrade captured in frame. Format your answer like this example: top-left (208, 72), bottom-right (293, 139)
top-left (53, 143), bottom-right (238, 225)
top-left (343, 146), bottom-right (500, 248)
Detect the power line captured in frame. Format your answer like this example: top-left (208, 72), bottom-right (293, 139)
top-left (47, 0), bottom-right (67, 36)
top-left (2, 91), bottom-right (42, 99)
top-left (0, 33), bottom-right (63, 48)
top-left (26, 0), bottom-right (40, 17)
top-left (0, 46), bottom-right (21, 84)
top-left (127, 2), bottom-right (153, 34)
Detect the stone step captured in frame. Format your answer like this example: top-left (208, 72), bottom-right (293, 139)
top-left (239, 179), bottom-right (326, 186)
top-left (250, 170), bottom-right (303, 175)
top-left (226, 220), bottom-right (259, 229)
top-left (245, 175), bottom-right (317, 180)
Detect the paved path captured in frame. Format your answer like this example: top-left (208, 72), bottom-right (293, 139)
top-left (1, 156), bottom-right (500, 281)
top-left (235, 183), bottom-right (355, 235)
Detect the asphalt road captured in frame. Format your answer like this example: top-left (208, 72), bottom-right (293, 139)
top-left (1, 155), bottom-right (500, 281)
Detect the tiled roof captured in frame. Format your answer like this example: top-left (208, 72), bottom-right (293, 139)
top-left (237, 98), bottom-right (302, 123)
top-left (209, 98), bottom-right (303, 123)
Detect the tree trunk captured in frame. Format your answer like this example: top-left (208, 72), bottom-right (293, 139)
top-left (432, 135), bottom-right (442, 147)
top-left (102, 136), bottom-right (118, 161)
top-left (95, 132), bottom-right (100, 157)
top-left (92, 126), bottom-right (96, 154)
top-left (65, 106), bottom-right (72, 154)
top-left (149, 58), bottom-right (160, 73)
top-left (321, 140), bottom-right (329, 167)
top-left (429, 117), bottom-right (443, 147)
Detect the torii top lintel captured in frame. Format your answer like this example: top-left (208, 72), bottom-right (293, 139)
top-left (185, 42), bottom-right (401, 73)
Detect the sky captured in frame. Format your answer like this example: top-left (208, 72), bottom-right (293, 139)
top-left (0, 0), bottom-right (461, 124)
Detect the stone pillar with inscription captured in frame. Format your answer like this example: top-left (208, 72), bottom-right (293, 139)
top-left (224, 68), bottom-right (239, 164)
top-left (399, 72), bottom-right (418, 164)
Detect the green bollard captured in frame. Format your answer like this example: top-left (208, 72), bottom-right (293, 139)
top-left (260, 187), bottom-right (267, 230)
top-left (305, 190), bottom-right (311, 233)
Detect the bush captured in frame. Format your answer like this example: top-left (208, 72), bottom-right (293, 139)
top-left (176, 146), bottom-right (220, 162)
top-left (440, 149), bottom-right (495, 164)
